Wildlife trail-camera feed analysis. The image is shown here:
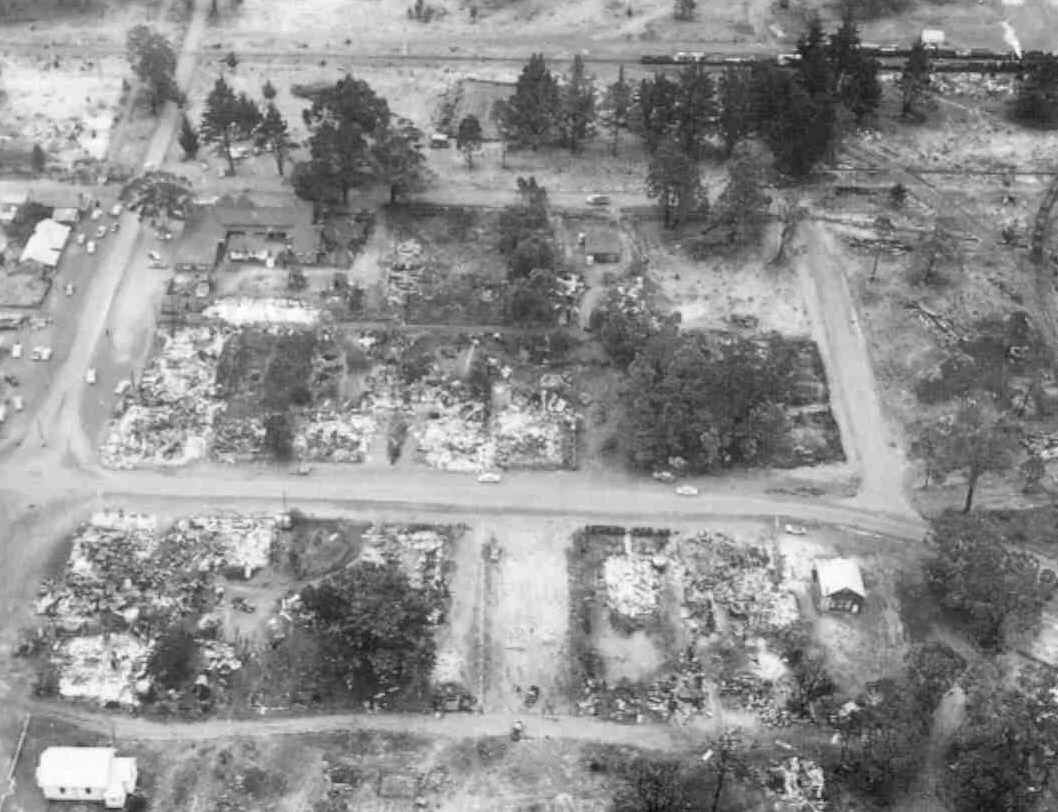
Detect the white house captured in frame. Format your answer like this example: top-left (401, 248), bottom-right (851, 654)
top-left (19, 218), bottom-right (71, 267)
top-left (812, 558), bottom-right (867, 614)
top-left (921, 29), bottom-right (945, 47)
top-left (35, 747), bottom-right (138, 809)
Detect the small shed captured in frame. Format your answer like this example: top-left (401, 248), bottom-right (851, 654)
top-left (585, 227), bottom-right (621, 264)
top-left (812, 558), bottom-right (866, 614)
top-left (52, 207), bottom-right (81, 225)
top-left (35, 746), bottom-right (137, 809)
top-left (0, 191), bottom-right (27, 224)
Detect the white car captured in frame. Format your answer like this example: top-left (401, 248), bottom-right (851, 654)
top-left (90, 207), bottom-right (103, 220)
top-left (64, 283), bottom-right (74, 297)
top-left (86, 240), bottom-right (96, 254)
top-left (11, 395), bottom-right (23, 412)
top-left (95, 225), bottom-right (108, 239)
top-left (110, 203), bottom-right (123, 216)
top-left (11, 342), bottom-right (22, 359)
top-left (586, 194), bottom-right (610, 206)
top-left (477, 472), bottom-right (502, 484)
top-left (31, 346), bottom-right (53, 362)
top-left (675, 485), bottom-right (699, 497)
top-left (85, 368), bottom-right (97, 385)
top-left (652, 471), bottom-right (676, 483)
top-left (75, 232), bottom-right (86, 246)
top-left (783, 523), bottom-right (808, 536)
top-left (148, 250), bottom-right (161, 262)
top-left (114, 379), bottom-right (132, 396)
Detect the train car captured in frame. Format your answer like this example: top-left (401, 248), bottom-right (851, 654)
top-left (776, 52), bottom-right (801, 66)
top-left (860, 42), bottom-right (882, 56)
top-left (673, 51), bottom-right (696, 63)
top-left (931, 47), bottom-right (958, 59)
top-left (640, 54), bottom-right (670, 64)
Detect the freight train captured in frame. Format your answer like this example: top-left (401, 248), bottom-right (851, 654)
top-left (639, 46), bottom-right (1051, 70)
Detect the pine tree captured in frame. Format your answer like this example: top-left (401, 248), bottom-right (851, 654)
top-left (178, 114), bottom-right (199, 159)
top-left (255, 102), bottom-right (295, 175)
top-left (646, 136), bottom-right (702, 228)
top-left (199, 75), bottom-right (240, 175)
top-left (899, 41), bottom-right (932, 118)
top-left (675, 65), bottom-right (716, 160)
top-left (796, 14), bottom-right (832, 98)
top-left (559, 54), bottom-right (596, 153)
top-left (456, 115), bottom-right (483, 169)
top-left (634, 73), bottom-right (680, 153)
top-left (262, 79), bottom-right (277, 100)
top-left (718, 67), bottom-right (754, 156)
top-left (372, 117), bottom-right (428, 203)
top-left (601, 65), bottom-right (633, 156)
top-left (498, 53), bottom-right (560, 150)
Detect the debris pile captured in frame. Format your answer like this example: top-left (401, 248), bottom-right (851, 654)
top-left (386, 239), bottom-right (426, 307)
top-left (769, 757), bottom-right (826, 811)
top-left (295, 411), bottom-right (376, 462)
top-left (100, 326), bottom-right (228, 469)
top-left (413, 401), bottom-right (492, 472)
top-left (56, 634), bottom-right (149, 708)
top-left (211, 416), bottom-right (266, 461)
top-left (203, 297), bottom-right (322, 326)
top-left (492, 394), bottom-right (577, 469)
top-left (717, 673), bottom-right (793, 727)
top-left (603, 555), bottom-right (662, 625)
top-left (359, 525), bottom-right (454, 592)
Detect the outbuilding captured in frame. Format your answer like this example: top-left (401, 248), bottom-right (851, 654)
top-left (921, 29), bottom-right (945, 47)
top-left (584, 227), bottom-right (622, 264)
top-left (812, 558), bottom-right (866, 614)
top-left (35, 746), bottom-right (138, 809)
top-left (19, 218), bottom-right (71, 267)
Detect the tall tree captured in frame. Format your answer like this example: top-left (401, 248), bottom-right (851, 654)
top-left (30, 144), bottom-right (45, 174)
top-left (601, 65), bottom-right (633, 156)
top-left (827, 9), bottom-right (880, 122)
top-left (646, 136), bottom-right (701, 228)
top-left (303, 74), bottom-right (391, 204)
top-left (456, 115), bottom-right (483, 169)
top-left (899, 40), bottom-right (932, 118)
top-left (178, 114), bottom-right (199, 160)
top-left (372, 118), bottom-right (428, 203)
top-left (122, 171), bottom-right (192, 225)
top-left (911, 397), bottom-right (1021, 512)
top-left (199, 75), bottom-right (240, 175)
top-left (233, 91), bottom-right (262, 139)
top-left (717, 67), bottom-right (754, 156)
top-left (498, 53), bottom-right (560, 150)
top-left (261, 79), bottom-right (277, 100)
top-left (559, 54), bottom-right (596, 153)
top-left (675, 65), bottom-right (717, 160)
top-left (709, 138), bottom-right (772, 248)
top-left (796, 14), bottom-right (832, 98)
top-left (125, 25), bottom-right (179, 115)
top-left (255, 103), bottom-right (296, 176)
top-left (752, 66), bottom-right (834, 178)
top-left (291, 159), bottom-right (342, 220)
top-left (1014, 54), bottom-right (1058, 128)
top-left (634, 73), bottom-right (680, 153)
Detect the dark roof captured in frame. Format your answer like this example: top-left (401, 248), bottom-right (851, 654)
top-left (585, 227), bottom-right (621, 255)
top-left (211, 194), bottom-right (314, 231)
top-left (288, 224), bottom-right (321, 255)
top-left (175, 212), bottom-right (226, 266)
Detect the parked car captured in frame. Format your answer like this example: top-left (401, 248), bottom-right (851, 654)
top-left (147, 250), bottom-right (161, 262)
top-left (110, 222), bottom-right (119, 234)
top-left (75, 232), bottom-right (86, 246)
top-left (114, 379), bottom-right (132, 396)
top-left (86, 240), bottom-right (96, 254)
top-left (64, 283), bottom-right (74, 297)
top-left (652, 471), bottom-right (676, 483)
top-left (110, 203), bottom-right (123, 216)
top-left (477, 472), bottom-right (502, 484)
top-left (11, 343), bottom-right (21, 359)
top-left (429, 133), bottom-right (450, 148)
top-left (292, 462), bottom-right (312, 476)
top-left (90, 207), bottom-right (103, 220)
top-left (783, 523), bottom-right (808, 535)
top-left (85, 367), bottom-right (96, 385)
top-left (11, 395), bottom-right (23, 412)
top-left (31, 346), bottom-right (53, 362)
top-left (586, 194), bottom-right (610, 206)
top-left (675, 484), bottom-right (699, 497)
top-left (95, 225), bottom-right (108, 239)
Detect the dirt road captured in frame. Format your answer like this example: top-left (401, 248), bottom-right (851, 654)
top-left (794, 221), bottom-right (913, 515)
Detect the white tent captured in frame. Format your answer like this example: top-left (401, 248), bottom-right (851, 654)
top-left (19, 218), bottom-right (70, 267)
top-left (35, 747), bottom-right (137, 809)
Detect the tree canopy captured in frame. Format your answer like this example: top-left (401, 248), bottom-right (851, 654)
top-left (456, 115), bottom-right (483, 168)
top-left (559, 54), bottom-right (596, 153)
top-left (899, 41), bottom-right (932, 119)
top-left (925, 510), bottom-right (1057, 649)
top-left (1014, 54), bottom-right (1058, 128)
top-left (498, 53), bottom-right (560, 150)
top-left (646, 136), bottom-right (702, 228)
top-left (601, 65), bottom-right (634, 156)
top-left (372, 117), bottom-right (429, 203)
top-left (126, 25), bottom-right (180, 115)
top-left (255, 102), bottom-right (296, 176)
top-left (299, 559), bottom-right (439, 695)
top-left (199, 76), bottom-right (241, 175)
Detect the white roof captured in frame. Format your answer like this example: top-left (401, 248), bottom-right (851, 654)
top-left (36, 747), bottom-right (116, 788)
top-left (814, 558), bottom-right (865, 599)
top-left (19, 218), bottom-right (70, 266)
top-left (921, 29), bottom-right (945, 44)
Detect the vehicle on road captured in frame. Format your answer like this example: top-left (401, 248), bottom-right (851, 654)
top-left (11, 343), bottom-right (21, 359)
top-left (586, 194), bottom-right (610, 206)
top-left (86, 240), bottom-right (96, 254)
top-left (783, 523), bottom-right (808, 535)
top-left (31, 346), bottom-right (53, 362)
top-left (90, 207), bottom-right (103, 220)
top-left (114, 379), bottom-right (131, 396)
top-left (675, 485), bottom-right (699, 497)
top-left (85, 368), bottom-right (96, 385)
top-left (652, 471), bottom-right (676, 483)
top-left (110, 203), bottom-right (123, 216)
top-left (95, 225), bottom-right (107, 239)
top-left (148, 250), bottom-right (161, 262)
top-left (292, 463), bottom-right (312, 476)
top-left (64, 283), bottom-right (74, 297)
top-left (477, 472), bottom-right (502, 484)
top-left (110, 222), bottom-right (119, 234)
top-left (11, 395), bottom-right (23, 412)
top-left (75, 233), bottom-right (86, 246)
